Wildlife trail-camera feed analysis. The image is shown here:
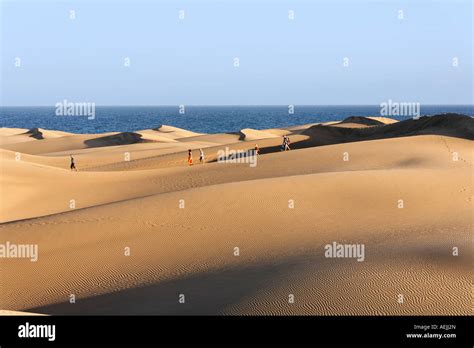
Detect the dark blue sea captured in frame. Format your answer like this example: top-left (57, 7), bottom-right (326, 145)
top-left (0, 105), bottom-right (472, 134)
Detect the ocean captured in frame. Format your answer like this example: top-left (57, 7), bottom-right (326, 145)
top-left (1, 105), bottom-right (473, 134)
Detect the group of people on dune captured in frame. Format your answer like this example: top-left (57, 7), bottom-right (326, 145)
top-left (69, 136), bottom-right (291, 170)
top-left (187, 148), bottom-right (205, 166)
top-left (186, 135), bottom-right (290, 166)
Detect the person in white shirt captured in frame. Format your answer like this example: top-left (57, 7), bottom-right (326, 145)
top-left (199, 149), bottom-right (205, 163)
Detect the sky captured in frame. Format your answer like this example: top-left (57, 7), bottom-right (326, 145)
top-left (0, 0), bottom-right (472, 106)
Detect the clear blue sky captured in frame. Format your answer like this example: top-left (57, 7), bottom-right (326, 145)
top-left (1, 0), bottom-right (472, 106)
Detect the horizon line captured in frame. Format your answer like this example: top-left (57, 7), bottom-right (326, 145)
top-left (1, 103), bottom-right (473, 108)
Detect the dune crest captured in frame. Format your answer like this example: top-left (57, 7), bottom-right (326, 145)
top-left (339, 116), bottom-right (387, 126)
top-left (366, 116), bottom-right (398, 124)
top-left (238, 128), bottom-right (280, 141)
top-left (303, 114), bottom-right (474, 146)
top-left (151, 125), bottom-right (202, 139)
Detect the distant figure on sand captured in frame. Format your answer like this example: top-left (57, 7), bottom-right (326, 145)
top-left (188, 149), bottom-right (193, 166)
top-left (199, 149), bottom-right (205, 163)
top-left (284, 136), bottom-right (291, 151)
top-left (254, 144), bottom-right (260, 156)
top-left (70, 155), bottom-right (77, 171)
top-left (281, 136), bottom-right (291, 151)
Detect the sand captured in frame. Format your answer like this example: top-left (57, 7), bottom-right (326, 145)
top-left (0, 310), bottom-right (46, 316)
top-left (0, 115), bottom-right (472, 315)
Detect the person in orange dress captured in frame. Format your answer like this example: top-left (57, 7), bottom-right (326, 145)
top-left (188, 149), bottom-right (193, 166)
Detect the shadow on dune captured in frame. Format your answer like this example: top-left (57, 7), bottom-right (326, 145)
top-left (24, 241), bottom-right (471, 315)
top-left (26, 258), bottom-right (304, 315)
top-left (246, 113), bottom-right (474, 154)
top-left (84, 132), bottom-right (149, 148)
top-left (23, 128), bottom-right (44, 140)
top-left (299, 114), bottom-right (474, 148)
top-left (211, 114), bottom-right (474, 157)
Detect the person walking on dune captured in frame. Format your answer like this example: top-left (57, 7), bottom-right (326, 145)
top-left (70, 155), bottom-right (77, 171)
top-left (188, 149), bottom-right (193, 166)
top-left (284, 136), bottom-right (291, 151)
top-left (199, 148), bottom-right (205, 163)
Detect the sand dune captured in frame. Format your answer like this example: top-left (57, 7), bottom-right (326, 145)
top-left (24, 128), bottom-right (72, 139)
top-left (238, 128), bottom-right (280, 141)
top-left (328, 116), bottom-right (398, 128)
top-left (0, 310), bottom-right (45, 316)
top-left (176, 133), bottom-right (242, 144)
top-left (0, 128), bottom-right (31, 136)
top-left (0, 134), bottom-right (37, 146)
top-left (339, 116), bottom-right (387, 126)
top-left (1, 128), bottom-right (180, 155)
top-left (260, 128), bottom-right (293, 136)
top-left (135, 130), bottom-right (179, 143)
top-left (0, 127), bottom-right (72, 146)
top-left (302, 114), bottom-right (474, 146)
top-left (0, 114), bottom-right (472, 315)
top-left (0, 133), bottom-right (116, 155)
top-left (81, 133), bottom-right (311, 172)
top-left (330, 122), bottom-right (370, 128)
top-left (366, 116), bottom-right (398, 124)
top-left (336, 116), bottom-right (398, 126)
top-left (150, 125), bottom-right (202, 139)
